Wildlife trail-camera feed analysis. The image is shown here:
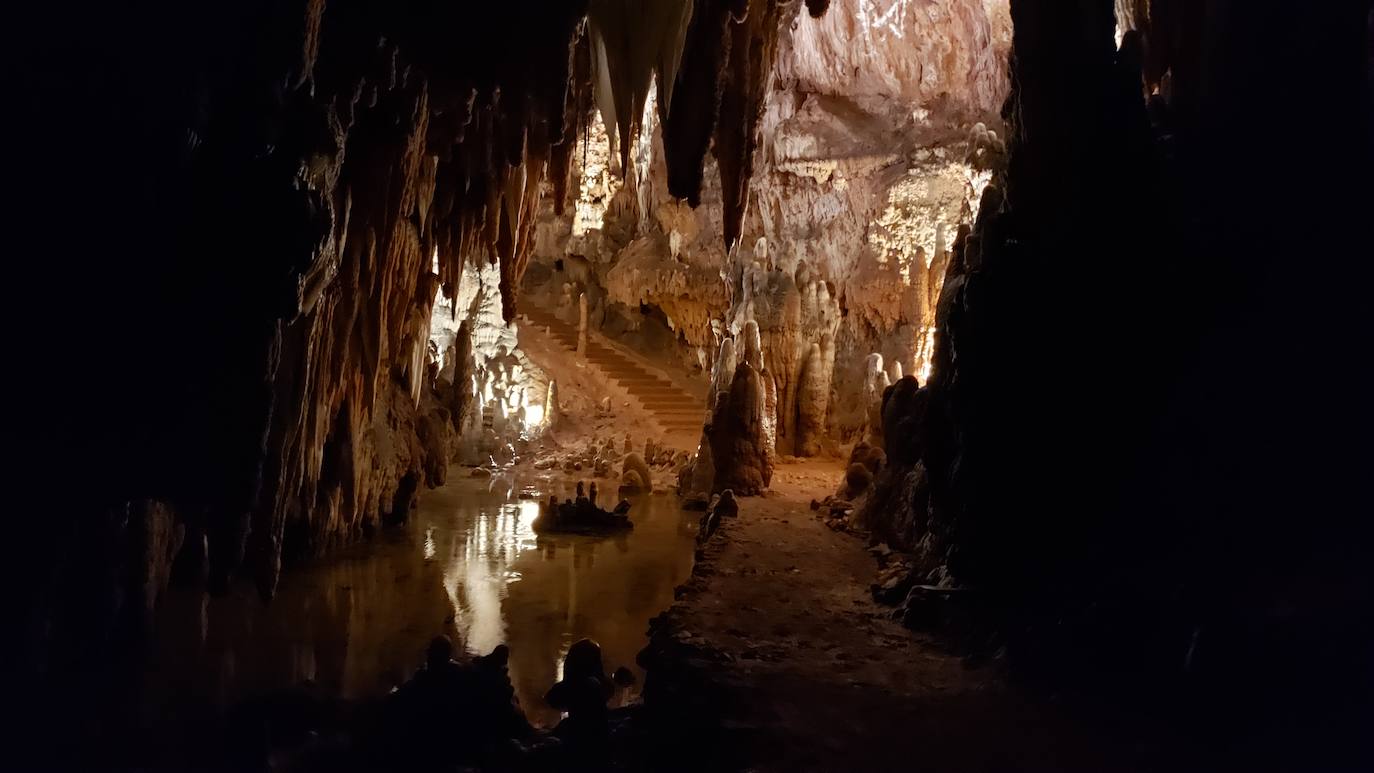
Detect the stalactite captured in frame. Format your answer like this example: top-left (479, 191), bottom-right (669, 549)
top-left (551, 33), bottom-right (595, 216)
top-left (588, 0), bottom-right (695, 174)
top-left (660, 0), bottom-right (734, 204)
top-left (713, 0), bottom-right (793, 251)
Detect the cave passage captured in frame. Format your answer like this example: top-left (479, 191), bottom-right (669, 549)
top-left (12, 0), bottom-right (1373, 771)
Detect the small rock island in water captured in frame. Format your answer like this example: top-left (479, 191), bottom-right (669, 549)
top-left (533, 480), bottom-right (633, 534)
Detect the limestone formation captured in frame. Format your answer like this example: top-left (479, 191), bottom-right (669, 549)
top-left (707, 337), bottom-right (737, 408)
top-left (848, 441), bottom-right (887, 476)
top-left (863, 353), bottom-right (891, 445)
top-left (888, 360), bottom-right (904, 383)
top-left (543, 379), bottom-right (561, 430)
top-left (881, 376), bottom-right (927, 466)
top-left (577, 291), bottom-right (589, 356)
top-left (713, 489), bottom-right (739, 519)
top-left (838, 463), bottom-right (875, 501)
top-left (535, 492), bottom-right (633, 535)
top-left (620, 452), bottom-right (653, 492)
top-left (681, 431), bottom-right (715, 508)
top-left (698, 489), bottom-right (739, 543)
top-left (707, 361), bottom-right (774, 495)
top-left (796, 342), bottom-right (829, 456)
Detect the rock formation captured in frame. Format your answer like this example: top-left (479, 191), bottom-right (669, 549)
top-left (706, 360), bottom-right (773, 496)
top-left (543, 379), bottom-right (562, 430)
top-left (535, 488), bottom-right (633, 534)
top-left (620, 452), bottom-right (653, 493)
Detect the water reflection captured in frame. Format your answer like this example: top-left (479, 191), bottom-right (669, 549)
top-left (144, 469), bottom-right (697, 728)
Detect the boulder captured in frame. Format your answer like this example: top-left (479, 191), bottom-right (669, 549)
top-left (620, 452), bottom-right (653, 492)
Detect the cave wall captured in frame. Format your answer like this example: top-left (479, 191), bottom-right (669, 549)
top-left (867, 0), bottom-right (1374, 729)
top-left (18, 0), bottom-right (593, 686)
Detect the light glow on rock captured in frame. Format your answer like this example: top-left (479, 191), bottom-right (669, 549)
top-left (572, 111), bottom-right (622, 237)
top-left (523, 402), bottom-right (545, 429)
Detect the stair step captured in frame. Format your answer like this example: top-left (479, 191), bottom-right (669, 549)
top-left (522, 311), bottom-right (706, 441)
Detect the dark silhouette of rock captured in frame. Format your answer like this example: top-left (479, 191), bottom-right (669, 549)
top-left (385, 636), bottom-right (533, 768)
top-left (546, 639), bottom-right (615, 769)
top-left (534, 488), bottom-right (634, 534)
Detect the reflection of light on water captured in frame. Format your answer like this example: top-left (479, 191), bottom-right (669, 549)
top-left (441, 498), bottom-right (543, 656)
top-left (423, 527), bottom-right (436, 560)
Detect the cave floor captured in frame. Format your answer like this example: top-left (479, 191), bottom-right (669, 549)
top-left (660, 459), bottom-right (1181, 772)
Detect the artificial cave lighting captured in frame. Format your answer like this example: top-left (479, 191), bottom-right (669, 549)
top-left (523, 402), bottom-right (545, 430)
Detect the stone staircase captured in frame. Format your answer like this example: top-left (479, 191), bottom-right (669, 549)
top-left (520, 307), bottom-right (705, 445)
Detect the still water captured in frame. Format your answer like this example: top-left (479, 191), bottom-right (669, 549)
top-left (144, 469), bottom-right (698, 727)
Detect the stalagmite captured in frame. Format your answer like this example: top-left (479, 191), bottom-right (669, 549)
top-left (707, 360), bottom-right (773, 495)
top-left (864, 353), bottom-right (890, 445)
top-left (741, 319), bottom-right (764, 371)
top-left (796, 342), bottom-right (828, 456)
top-left (621, 452), bottom-right (653, 492)
top-left (708, 337), bottom-right (737, 408)
top-left (447, 320), bottom-right (476, 433)
top-left (577, 291), bottom-right (589, 356)
top-left (544, 379), bottom-right (561, 430)
top-left (760, 367), bottom-right (779, 472)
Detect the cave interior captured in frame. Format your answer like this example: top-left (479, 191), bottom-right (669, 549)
top-left (11, 0), bottom-right (1374, 770)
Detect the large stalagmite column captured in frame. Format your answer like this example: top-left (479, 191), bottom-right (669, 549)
top-left (741, 320), bottom-right (779, 474)
top-left (709, 361), bottom-right (773, 495)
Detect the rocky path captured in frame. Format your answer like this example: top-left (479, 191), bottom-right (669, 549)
top-left (641, 460), bottom-right (1180, 772)
top-left (520, 308), bottom-right (703, 449)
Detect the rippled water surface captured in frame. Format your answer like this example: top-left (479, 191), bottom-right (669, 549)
top-left (145, 470), bottom-right (698, 727)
